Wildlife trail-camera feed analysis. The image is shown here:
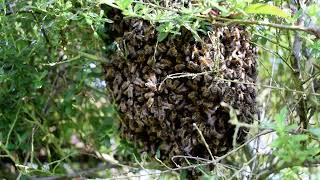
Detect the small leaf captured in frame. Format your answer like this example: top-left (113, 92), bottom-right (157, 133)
top-left (245, 3), bottom-right (290, 19)
top-left (157, 32), bottom-right (168, 42)
top-left (183, 22), bottom-right (202, 42)
top-left (117, 0), bottom-right (133, 10)
top-left (156, 148), bottom-right (161, 159)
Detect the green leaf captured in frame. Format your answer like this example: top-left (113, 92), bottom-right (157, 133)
top-left (244, 3), bottom-right (290, 19)
top-left (117, 0), bottom-right (133, 10)
top-left (182, 22), bottom-right (202, 42)
top-left (180, 170), bottom-right (188, 180)
top-left (291, 134), bottom-right (308, 142)
top-left (275, 108), bottom-right (287, 122)
top-left (309, 128), bottom-right (320, 138)
top-left (157, 32), bottom-right (169, 42)
top-left (156, 148), bottom-right (161, 159)
top-left (307, 4), bottom-right (318, 17)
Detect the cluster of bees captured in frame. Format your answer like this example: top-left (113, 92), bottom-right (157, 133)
top-left (103, 7), bottom-right (257, 168)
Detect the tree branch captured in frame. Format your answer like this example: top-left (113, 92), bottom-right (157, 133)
top-left (31, 163), bottom-right (118, 180)
top-left (290, 3), bottom-right (309, 131)
top-left (130, 1), bottom-right (320, 38)
top-left (210, 16), bottom-right (320, 39)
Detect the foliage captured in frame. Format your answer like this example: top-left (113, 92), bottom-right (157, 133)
top-left (0, 0), bottom-right (119, 178)
top-left (0, 0), bottom-right (320, 179)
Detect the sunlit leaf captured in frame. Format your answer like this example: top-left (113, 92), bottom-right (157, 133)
top-left (245, 3), bottom-right (290, 18)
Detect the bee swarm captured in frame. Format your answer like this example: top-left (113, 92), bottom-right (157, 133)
top-left (103, 9), bottom-right (257, 166)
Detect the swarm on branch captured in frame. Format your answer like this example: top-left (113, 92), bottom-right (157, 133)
top-left (102, 4), bottom-right (258, 172)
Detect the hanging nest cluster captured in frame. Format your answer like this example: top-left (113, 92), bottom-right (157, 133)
top-left (103, 5), bottom-right (257, 167)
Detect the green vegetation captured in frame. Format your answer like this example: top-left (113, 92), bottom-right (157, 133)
top-left (0, 0), bottom-right (320, 179)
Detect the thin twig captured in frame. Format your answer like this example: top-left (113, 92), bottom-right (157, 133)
top-left (16, 152), bottom-right (30, 180)
top-left (159, 72), bottom-right (320, 97)
top-left (104, 130), bottom-right (273, 180)
top-left (31, 164), bottom-right (117, 180)
top-left (155, 156), bottom-right (172, 170)
top-left (192, 123), bottom-right (215, 161)
top-left (171, 155), bottom-right (210, 163)
top-left (6, 106), bottom-right (21, 147)
top-left (228, 155), bottom-right (257, 180)
top-left (211, 16), bottom-right (320, 38)
top-left (290, 4), bottom-right (309, 132)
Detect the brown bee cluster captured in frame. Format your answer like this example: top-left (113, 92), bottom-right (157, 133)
top-left (103, 8), bottom-right (257, 167)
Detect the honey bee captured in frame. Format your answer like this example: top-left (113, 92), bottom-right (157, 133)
top-left (182, 136), bottom-right (192, 154)
top-left (154, 68), bottom-right (162, 74)
top-left (199, 56), bottom-right (214, 71)
top-left (142, 65), bottom-right (151, 74)
top-left (234, 27), bottom-right (241, 39)
top-left (187, 61), bottom-right (201, 72)
top-left (170, 111), bottom-right (177, 120)
top-left (133, 77), bottom-right (144, 87)
top-left (144, 26), bottom-right (155, 41)
top-left (131, 20), bottom-right (143, 29)
top-left (129, 63), bottom-right (137, 73)
top-left (149, 72), bottom-right (157, 83)
top-left (113, 74), bottom-right (123, 86)
top-left (144, 44), bottom-right (153, 55)
top-left (147, 56), bottom-right (156, 67)
top-left (124, 42), bottom-right (136, 58)
top-left (183, 43), bottom-right (191, 56)
top-left (174, 83), bottom-right (187, 94)
top-left (167, 46), bottom-right (178, 57)
top-left (158, 109), bottom-right (166, 122)
top-left (115, 91), bottom-right (122, 102)
top-left (159, 143), bottom-right (172, 153)
top-left (141, 106), bottom-right (149, 117)
top-left (125, 84), bottom-right (133, 98)
top-left (168, 93), bottom-right (182, 104)
top-left (204, 74), bottom-right (213, 84)
top-left (127, 99), bottom-right (133, 106)
top-left (175, 55), bottom-right (183, 64)
top-left (147, 97), bottom-right (154, 108)
top-left (144, 92), bottom-right (155, 99)
top-left (186, 79), bottom-right (198, 90)
top-left (126, 112), bottom-right (134, 120)
top-left (137, 96), bottom-right (144, 102)
top-left (156, 43), bottom-right (167, 55)
top-left (185, 55), bottom-right (191, 62)
top-left (201, 86), bottom-right (210, 97)
top-left (104, 66), bottom-right (114, 80)
top-left (121, 81), bottom-right (130, 90)
top-left (159, 58), bottom-right (173, 69)
top-left (145, 80), bottom-right (157, 91)
top-left (135, 34), bottom-right (144, 42)
top-left (136, 54), bottom-right (145, 62)
top-left (245, 93), bottom-right (254, 104)
top-left (191, 111), bottom-right (201, 121)
top-left (174, 64), bottom-right (185, 71)
top-left (211, 127), bottom-right (224, 139)
top-left (162, 102), bottom-right (174, 110)
top-left (119, 99), bottom-right (127, 113)
top-left (209, 84), bottom-right (222, 96)
top-left (185, 104), bottom-right (196, 111)
top-left (202, 101), bottom-right (214, 109)
top-left (191, 45), bottom-right (200, 60)
top-left (238, 91), bottom-right (244, 100)
top-left (205, 110), bottom-right (217, 127)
